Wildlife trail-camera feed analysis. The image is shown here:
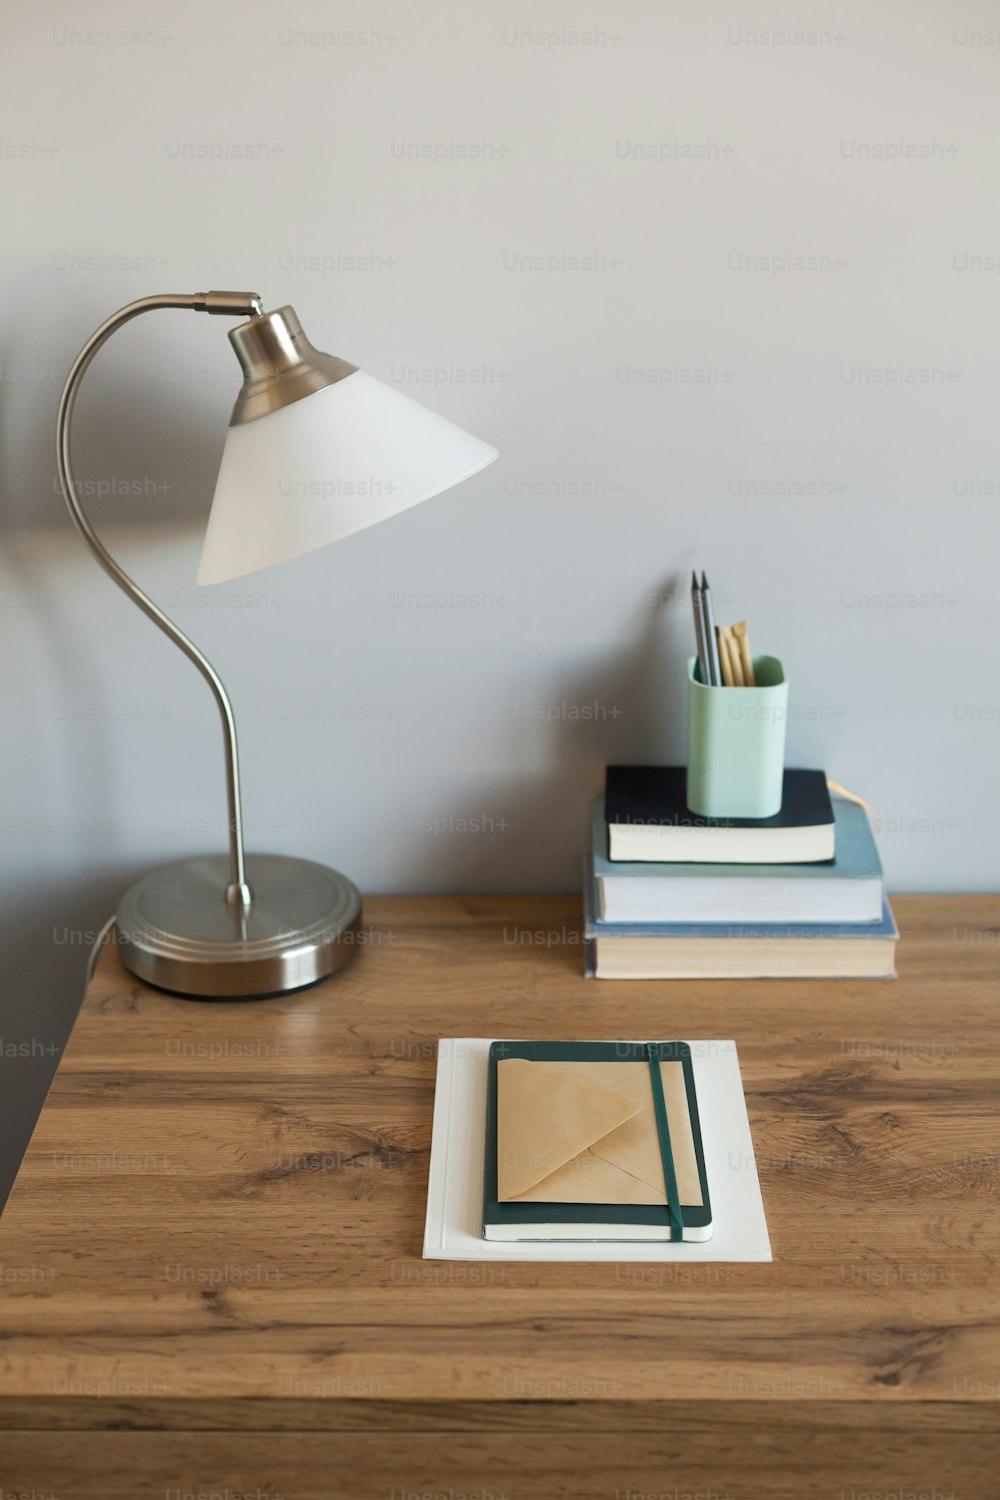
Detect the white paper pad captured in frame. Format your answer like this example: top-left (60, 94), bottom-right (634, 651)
top-left (423, 1039), bottom-right (771, 1262)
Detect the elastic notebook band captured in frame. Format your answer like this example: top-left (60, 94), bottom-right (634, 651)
top-left (645, 1043), bottom-right (684, 1242)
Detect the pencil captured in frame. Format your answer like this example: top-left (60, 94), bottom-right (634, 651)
top-left (700, 572), bottom-right (722, 686)
top-left (691, 571), bottom-right (710, 684)
top-left (731, 620), bottom-right (756, 686)
top-left (725, 626), bottom-right (746, 686)
top-left (716, 625), bottom-right (735, 686)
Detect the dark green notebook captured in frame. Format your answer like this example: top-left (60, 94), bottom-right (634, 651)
top-left (483, 1041), bottom-right (712, 1243)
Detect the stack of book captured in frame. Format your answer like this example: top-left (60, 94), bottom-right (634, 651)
top-left (584, 766), bottom-right (897, 979)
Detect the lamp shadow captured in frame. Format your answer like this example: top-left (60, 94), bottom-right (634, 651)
top-left (1, 288), bottom-right (233, 896)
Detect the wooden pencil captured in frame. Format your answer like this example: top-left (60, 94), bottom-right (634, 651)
top-left (725, 626), bottom-right (746, 686)
top-left (716, 626), bottom-right (735, 687)
top-left (731, 620), bottom-right (756, 686)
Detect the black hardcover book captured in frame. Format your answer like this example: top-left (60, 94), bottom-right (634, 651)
top-left (604, 766), bottom-right (835, 864)
top-left (483, 1041), bottom-right (712, 1243)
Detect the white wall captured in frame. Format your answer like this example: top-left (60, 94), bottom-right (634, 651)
top-left (4, 0), bottom-right (1000, 952)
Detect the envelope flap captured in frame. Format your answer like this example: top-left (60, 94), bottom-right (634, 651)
top-left (497, 1058), bottom-right (642, 1200)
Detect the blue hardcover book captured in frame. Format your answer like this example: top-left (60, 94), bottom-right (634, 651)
top-left (592, 796), bottom-right (883, 925)
top-left (583, 866), bottom-right (897, 980)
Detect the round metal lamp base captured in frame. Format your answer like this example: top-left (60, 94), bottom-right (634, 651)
top-left (116, 855), bottom-right (362, 999)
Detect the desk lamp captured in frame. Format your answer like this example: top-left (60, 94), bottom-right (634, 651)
top-left (57, 291), bottom-right (498, 998)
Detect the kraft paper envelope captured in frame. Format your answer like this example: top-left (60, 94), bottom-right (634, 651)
top-left (497, 1058), bottom-right (703, 1206)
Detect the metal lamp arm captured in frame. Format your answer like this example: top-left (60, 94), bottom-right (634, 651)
top-left (55, 291), bottom-right (263, 909)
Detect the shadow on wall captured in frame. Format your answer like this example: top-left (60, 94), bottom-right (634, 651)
top-left (382, 577), bottom-right (689, 892)
top-left (4, 284), bottom-right (231, 534)
top-left (1, 287), bottom-right (233, 855)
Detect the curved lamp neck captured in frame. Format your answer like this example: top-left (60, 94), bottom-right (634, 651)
top-left (55, 292), bottom-right (264, 910)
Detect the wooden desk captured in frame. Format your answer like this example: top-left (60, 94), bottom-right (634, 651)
top-left (1, 895), bottom-right (997, 1497)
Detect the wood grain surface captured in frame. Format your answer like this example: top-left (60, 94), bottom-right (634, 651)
top-left (0, 894), bottom-right (997, 1497)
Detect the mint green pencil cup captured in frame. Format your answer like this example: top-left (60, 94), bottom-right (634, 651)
top-left (686, 656), bottom-right (788, 819)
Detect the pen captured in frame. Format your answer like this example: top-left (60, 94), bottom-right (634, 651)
top-left (700, 571), bottom-right (721, 686)
top-left (691, 570), bottom-right (709, 684)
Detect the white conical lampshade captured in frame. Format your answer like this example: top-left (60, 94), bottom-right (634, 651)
top-left (197, 309), bottom-right (498, 586)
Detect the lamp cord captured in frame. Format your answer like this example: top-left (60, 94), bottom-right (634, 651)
top-left (56, 293), bottom-right (259, 910)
